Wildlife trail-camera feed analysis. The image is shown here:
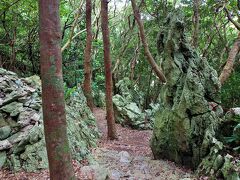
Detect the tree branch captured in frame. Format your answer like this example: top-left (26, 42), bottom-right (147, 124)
top-left (224, 7), bottom-right (240, 31)
top-left (0, 0), bottom-right (21, 17)
top-left (219, 33), bottom-right (240, 84)
top-left (131, 0), bottom-right (166, 83)
top-left (61, 1), bottom-right (84, 52)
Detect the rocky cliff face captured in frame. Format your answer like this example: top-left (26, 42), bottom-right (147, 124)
top-left (0, 68), bottom-right (99, 171)
top-left (150, 10), bottom-right (222, 169)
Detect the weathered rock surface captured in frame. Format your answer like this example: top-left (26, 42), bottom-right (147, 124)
top-left (80, 165), bottom-right (108, 180)
top-left (150, 10), bottom-right (240, 179)
top-left (197, 142), bottom-right (240, 179)
top-left (151, 10), bottom-right (221, 169)
top-left (113, 94), bottom-right (146, 129)
top-left (113, 77), bottom-right (159, 129)
top-left (0, 68), bottom-right (99, 171)
top-left (93, 148), bottom-right (194, 180)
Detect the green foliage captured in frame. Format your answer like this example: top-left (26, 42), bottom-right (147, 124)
top-left (224, 116), bottom-right (240, 152)
top-left (221, 66), bottom-right (240, 108)
top-left (64, 83), bottom-right (77, 100)
top-left (0, 0), bottom-right (239, 112)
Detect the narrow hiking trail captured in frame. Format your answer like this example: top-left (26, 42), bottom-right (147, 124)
top-left (0, 108), bottom-right (194, 180)
top-left (93, 108), bottom-right (152, 156)
top-left (92, 108), bottom-right (195, 180)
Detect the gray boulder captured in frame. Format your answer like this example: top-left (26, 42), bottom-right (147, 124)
top-left (113, 95), bottom-right (146, 129)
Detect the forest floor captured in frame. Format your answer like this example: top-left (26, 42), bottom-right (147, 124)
top-left (91, 108), bottom-right (195, 180)
top-left (0, 108), bottom-right (195, 180)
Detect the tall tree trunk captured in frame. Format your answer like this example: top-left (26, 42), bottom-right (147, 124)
top-left (83, 0), bottom-right (94, 111)
top-left (101, 0), bottom-right (118, 140)
top-left (39, 0), bottom-right (76, 179)
top-left (192, 0), bottom-right (200, 48)
top-left (219, 33), bottom-right (240, 85)
top-left (131, 0), bottom-right (166, 83)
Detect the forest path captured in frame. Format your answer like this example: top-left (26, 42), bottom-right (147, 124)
top-left (93, 108), bottom-right (152, 155)
top-left (92, 108), bottom-right (194, 180)
top-left (0, 108), bottom-right (194, 180)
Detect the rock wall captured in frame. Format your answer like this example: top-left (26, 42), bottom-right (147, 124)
top-left (150, 10), bottom-right (222, 169)
top-left (0, 68), bottom-right (99, 171)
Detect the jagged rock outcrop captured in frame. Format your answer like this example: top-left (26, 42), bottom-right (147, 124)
top-left (151, 10), bottom-right (240, 179)
top-left (195, 111), bottom-right (240, 179)
top-left (113, 78), bottom-right (158, 129)
top-left (197, 142), bottom-right (240, 179)
top-left (113, 94), bottom-right (146, 129)
top-left (150, 10), bottom-right (222, 169)
top-left (0, 68), bottom-right (99, 171)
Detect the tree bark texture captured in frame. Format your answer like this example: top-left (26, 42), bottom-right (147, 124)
top-left (192, 0), bottom-right (200, 48)
top-left (101, 0), bottom-right (118, 140)
top-left (131, 0), bottom-right (167, 83)
top-left (219, 33), bottom-right (240, 85)
top-left (83, 0), bottom-right (94, 111)
top-left (39, 0), bottom-right (76, 179)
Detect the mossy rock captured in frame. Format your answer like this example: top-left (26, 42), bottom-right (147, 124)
top-left (151, 10), bottom-right (221, 169)
top-left (0, 69), bottom-right (99, 172)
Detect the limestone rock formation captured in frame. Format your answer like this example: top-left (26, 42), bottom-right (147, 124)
top-left (113, 77), bottom-right (158, 129)
top-left (0, 68), bottom-right (99, 171)
top-left (150, 10), bottom-right (221, 169)
top-left (113, 94), bottom-right (146, 129)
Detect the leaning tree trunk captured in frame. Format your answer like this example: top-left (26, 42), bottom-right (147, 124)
top-left (39, 0), bottom-right (76, 179)
top-left (101, 0), bottom-right (118, 140)
top-left (131, 0), bottom-right (166, 83)
top-left (83, 0), bottom-right (94, 111)
top-left (219, 33), bottom-right (240, 85)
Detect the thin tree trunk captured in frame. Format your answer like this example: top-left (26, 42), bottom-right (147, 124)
top-left (131, 0), bottom-right (166, 83)
top-left (83, 0), bottom-right (94, 111)
top-left (39, 0), bottom-right (75, 179)
top-left (144, 68), bottom-right (153, 109)
top-left (224, 7), bottom-right (240, 31)
top-left (10, 27), bottom-right (16, 69)
top-left (219, 33), bottom-right (240, 85)
top-left (130, 35), bottom-right (141, 80)
top-left (192, 0), bottom-right (200, 48)
top-left (61, 1), bottom-right (84, 53)
top-left (101, 0), bottom-right (118, 140)
top-left (173, 0), bottom-right (177, 8)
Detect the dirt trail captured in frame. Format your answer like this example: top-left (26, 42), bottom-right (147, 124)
top-left (93, 108), bottom-right (152, 156)
top-left (0, 108), bottom-right (194, 180)
top-left (92, 108), bottom-right (195, 180)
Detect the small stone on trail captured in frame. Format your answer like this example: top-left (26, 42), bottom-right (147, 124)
top-left (119, 151), bottom-right (131, 163)
top-left (81, 165), bottom-right (108, 180)
top-left (110, 169), bottom-right (122, 179)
